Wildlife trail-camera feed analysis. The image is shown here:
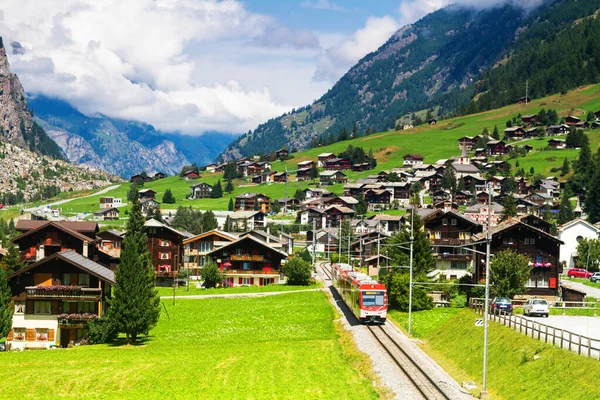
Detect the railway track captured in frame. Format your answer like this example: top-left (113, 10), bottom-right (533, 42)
top-left (367, 325), bottom-right (452, 400)
top-left (320, 262), bottom-right (333, 280)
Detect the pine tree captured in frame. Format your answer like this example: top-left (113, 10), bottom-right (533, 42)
top-left (586, 169), bottom-right (600, 224)
top-left (202, 210), bottom-right (218, 231)
top-left (385, 211), bottom-right (434, 276)
top-left (557, 194), bottom-right (574, 225)
top-left (576, 136), bottom-right (593, 185)
top-left (225, 180), bottom-right (234, 194)
top-left (127, 182), bottom-right (139, 203)
top-left (561, 158), bottom-right (570, 175)
top-left (162, 188), bottom-right (175, 204)
top-left (356, 194), bottom-right (368, 216)
top-left (529, 166), bottom-right (535, 175)
top-left (309, 163), bottom-right (319, 180)
top-left (210, 180), bottom-right (223, 198)
top-left (0, 268), bottom-right (13, 339)
top-left (108, 200), bottom-right (160, 344)
top-left (492, 125), bottom-right (500, 140)
top-left (0, 243), bottom-right (25, 274)
top-left (224, 215), bottom-right (232, 232)
top-left (501, 195), bottom-right (517, 221)
top-left (228, 197), bottom-right (234, 211)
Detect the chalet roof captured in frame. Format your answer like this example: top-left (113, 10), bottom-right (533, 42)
top-left (486, 140), bottom-right (504, 145)
top-left (230, 211), bottom-right (264, 219)
top-left (190, 182), bottom-right (212, 188)
top-left (465, 202), bottom-right (504, 213)
top-left (472, 220), bottom-right (563, 244)
top-left (344, 183), bottom-right (365, 189)
top-left (364, 254), bottom-right (390, 263)
top-left (140, 198), bottom-right (160, 205)
top-left (101, 229), bottom-right (125, 239)
top-left (144, 218), bottom-right (185, 238)
top-left (240, 229), bottom-right (283, 245)
top-left (206, 235), bottom-right (288, 258)
top-left (15, 220), bottom-right (98, 234)
top-left (138, 188), bottom-right (156, 194)
top-left (235, 192), bottom-right (269, 199)
top-left (304, 187), bottom-right (331, 194)
top-left (297, 160), bottom-right (314, 166)
top-left (12, 221), bottom-right (97, 244)
top-left (547, 124), bottom-right (570, 129)
top-left (416, 208), bottom-right (437, 220)
top-left (548, 138), bottom-right (566, 142)
top-left (526, 127), bottom-right (539, 132)
top-left (452, 163), bottom-right (480, 173)
top-left (320, 170), bottom-right (346, 177)
top-left (403, 153), bottom-right (424, 160)
top-left (93, 208), bottom-right (120, 215)
top-left (504, 126), bottom-right (524, 132)
top-left (370, 214), bottom-right (403, 221)
top-left (422, 209), bottom-right (481, 226)
top-left (9, 250), bottom-right (114, 284)
top-left (318, 153), bottom-right (335, 157)
top-left (557, 218), bottom-right (600, 233)
top-left (324, 205), bottom-right (355, 214)
top-left (338, 196), bottom-right (359, 204)
top-left (300, 207), bottom-right (325, 214)
top-left (183, 229), bottom-right (238, 245)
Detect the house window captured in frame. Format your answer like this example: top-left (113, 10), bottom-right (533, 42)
top-left (442, 218), bottom-right (448, 226)
top-left (63, 273), bottom-right (72, 285)
top-left (63, 302), bottom-right (72, 313)
top-left (76, 328), bottom-right (89, 340)
top-left (114, 242), bottom-right (121, 248)
top-left (77, 302), bottom-right (95, 313)
top-left (160, 239), bottom-right (170, 246)
top-left (502, 237), bottom-right (514, 245)
top-left (242, 278), bottom-right (251, 285)
top-left (198, 256), bottom-right (206, 267)
top-left (160, 252), bottom-right (170, 260)
top-left (12, 328), bottom-right (25, 341)
top-left (236, 248), bottom-right (242, 256)
top-left (36, 328), bottom-right (49, 341)
top-left (451, 219), bottom-right (457, 226)
top-left (14, 301), bottom-right (25, 314)
top-left (525, 238), bottom-right (536, 245)
top-left (243, 262), bottom-right (250, 270)
top-left (34, 301), bottom-right (52, 315)
top-left (78, 273), bottom-right (90, 287)
top-left (451, 261), bottom-right (468, 269)
top-left (434, 232), bottom-right (441, 239)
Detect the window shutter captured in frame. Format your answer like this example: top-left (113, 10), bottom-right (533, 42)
top-left (6, 329), bottom-right (13, 341)
top-left (25, 300), bottom-right (34, 315)
top-left (51, 301), bottom-right (59, 314)
top-left (238, 277), bottom-right (242, 285)
top-left (250, 278), bottom-right (254, 285)
top-left (158, 251), bottom-right (161, 259)
top-left (26, 329), bottom-right (36, 341)
top-left (48, 329), bottom-right (55, 341)
top-left (169, 252), bottom-right (172, 260)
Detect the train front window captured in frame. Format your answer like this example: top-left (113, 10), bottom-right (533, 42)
top-left (362, 291), bottom-right (385, 306)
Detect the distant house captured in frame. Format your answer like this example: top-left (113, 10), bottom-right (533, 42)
top-left (317, 153), bottom-right (336, 167)
top-left (138, 189), bottom-right (157, 200)
top-left (296, 168), bottom-right (312, 181)
top-left (458, 136), bottom-right (476, 150)
top-left (364, 189), bottom-right (392, 209)
top-left (464, 202), bottom-right (504, 227)
top-left (229, 211), bottom-right (266, 230)
top-left (525, 127), bottom-right (540, 138)
top-left (565, 116), bottom-right (581, 125)
top-left (515, 96), bottom-right (530, 104)
top-left (503, 126), bottom-right (525, 140)
top-left (352, 163), bottom-right (370, 172)
top-left (144, 219), bottom-right (185, 285)
top-left (273, 172), bottom-right (288, 183)
top-left (303, 187), bottom-right (331, 199)
top-left (140, 198), bottom-right (160, 215)
top-left (275, 148), bottom-right (289, 160)
top-left (319, 170), bottom-right (347, 185)
top-left (428, 119), bottom-right (437, 126)
top-left (324, 205), bottom-right (355, 228)
top-left (521, 115), bottom-right (541, 126)
top-left (189, 182), bottom-right (213, 199)
top-left (297, 160), bottom-right (315, 170)
top-left (154, 172), bottom-right (166, 180)
top-left (486, 140), bottom-right (507, 155)
top-left (183, 170), bottom-right (200, 180)
top-left (299, 208), bottom-right (326, 229)
top-left (548, 138), bottom-right (566, 149)
top-left (130, 174), bottom-right (143, 183)
top-left (205, 164), bottom-right (218, 173)
top-left (403, 154), bottom-right (424, 166)
top-left (99, 196), bottom-right (122, 209)
top-left (93, 207), bottom-right (120, 221)
top-left (277, 197), bottom-right (299, 210)
top-left (325, 158), bottom-right (351, 170)
top-left (546, 124), bottom-right (570, 136)
top-left (235, 193), bottom-right (271, 213)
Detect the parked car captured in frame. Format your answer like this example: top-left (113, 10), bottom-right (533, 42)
top-left (490, 297), bottom-right (513, 315)
top-left (567, 268), bottom-right (593, 279)
top-left (524, 298), bottom-right (549, 317)
top-left (590, 272), bottom-right (600, 283)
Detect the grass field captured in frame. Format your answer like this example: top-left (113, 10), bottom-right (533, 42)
top-left (1, 291), bottom-right (383, 399)
top-left (156, 282), bottom-right (322, 297)
top-left (389, 308), bottom-right (600, 399)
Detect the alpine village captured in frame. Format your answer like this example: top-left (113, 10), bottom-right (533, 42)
top-left (2, 1), bottom-right (600, 399)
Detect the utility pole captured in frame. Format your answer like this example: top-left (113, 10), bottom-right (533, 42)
top-left (338, 222), bottom-right (342, 262)
top-left (377, 231), bottom-right (381, 278)
top-left (482, 182), bottom-right (493, 398)
top-left (312, 219), bottom-right (316, 270)
top-left (408, 200), bottom-right (415, 336)
top-left (525, 80), bottom-right (529, 106)
top-left (327, 220), bottom-right (331, 262)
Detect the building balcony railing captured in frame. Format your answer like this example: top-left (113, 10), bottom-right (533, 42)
top-left (230, 255), bottom-right (265, 261)
top-left (433, 253), bottom-right (473, 261)
top-left (431, 238), bottom-right (470, 245)
top-left (57, 313), bottom-right (98, 328)
top-left (224, 269), bottom-right (280, 276)
top-left (156, 271), bottom-right (178, 278)
top-left (26, 286), bottom-right (102, 300)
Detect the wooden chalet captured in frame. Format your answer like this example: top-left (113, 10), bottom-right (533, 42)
top-left (486, 140), bottom-right (507, 155)
top-left (320, 170), bottom-right (347, 185)
top-left (296, 168), bottom-right (312, 181)
top-left (207, 236), bottom-right (288, 287)
top-left (324, 158), bottom-right (351, 171)
top-left (140, 198), bottom-right (160, 215)
top-left (364, 189), bottom-right (392, 209)
top-left (546, 124), bottom-right (569, 136)
top-left (521, 114), bottom-right (541, 126)
top-left (317, 153), bottom-right (336, 167)
top-left (183, 170), bottom-right (200, 180)
top-left (324, 205), bottom-right (355, 228)
top-left (458, 136), bottom-right (476, 150)
top-left (183, 230), bottom-right (238, 275)
top-left (503, 126), bottom-right (525, 140)
top-left (352, 162), bottom-right (370, 172)
top-left (154, 172), bottom-right (166, 180)
top-left (275, 148), bottom-right (289, 160)
top-left (297, 160), bottom-right (315, 170)
top-left (130, 174), bottom-right (143, 183)
top-left (273, 172), bottom-right (288, 183)
top-left (565, 116), bottom-right (581, 126)
top-left (189, 182), bottom-right (213, 199)
top-left (93, 208), bottom-right (119, 221)
top-left (144, 219), bottom-right (185, 285)
top-left (6, 251), bottom-right (114, 349)
top-left (229, 211), bottom-right (266, 231)
top-left (299, 208), bottom-right (326, 230)
top-left (548, 138), bottom-right (566, 149)
top-left (472, 220), bottom-right (563, 297)
top-left (138, 189), bottom-right (157, 200)
top-left (403, 153), bottom-right (424, 166)
top-left (235, 193), bottom-right (271, 213)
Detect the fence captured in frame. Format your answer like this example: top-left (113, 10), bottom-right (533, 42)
top-left (469, 298), bottom-right (600, 360)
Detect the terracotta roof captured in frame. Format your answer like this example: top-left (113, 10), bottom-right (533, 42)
top-left (12, 221), bottom-right (97, 243)
top-left (16, 220), bottom-right (98, 234)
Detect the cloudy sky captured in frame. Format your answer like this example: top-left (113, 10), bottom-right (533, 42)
top-left (0, 0), bottom-right (535, 135)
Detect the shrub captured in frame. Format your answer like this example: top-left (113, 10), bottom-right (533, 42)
top-left (88, 317), bottom-right (117, 344)
top-left (282, 257), bottom-right (312, 286)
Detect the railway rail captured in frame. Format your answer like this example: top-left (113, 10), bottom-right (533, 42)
top-left (367, 325), bottom-right (452, 400)
top-left (320, 262), bottom-right (333, 281)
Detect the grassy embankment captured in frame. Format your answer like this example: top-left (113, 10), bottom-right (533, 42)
top-left (1, 291), bottom-right (385, 399)
top-left (389, 308), bottom-right (600, 399)
top-left (155, 282), bottom-right (321, 297)
top-left (21, 83), bottom-right (600, 221)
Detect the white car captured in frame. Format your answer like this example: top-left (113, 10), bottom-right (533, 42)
top-left (523, 298), bottom-right (549, 318)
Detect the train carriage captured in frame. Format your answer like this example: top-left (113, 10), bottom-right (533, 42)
top-left (332, 263), bottom-right (387, 324)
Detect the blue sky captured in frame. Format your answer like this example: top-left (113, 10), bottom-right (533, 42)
top-left (0, 0), bottom-right (453, 135)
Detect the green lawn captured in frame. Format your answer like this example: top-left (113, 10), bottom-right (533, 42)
top-left (156, 282), bottom-right (322, 297)
top-left (388, 308), bottom-right (600, 399)
top-left (1, 291), bottom-right (382, 399)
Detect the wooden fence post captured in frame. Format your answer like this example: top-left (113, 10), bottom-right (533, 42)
top-left (578, 334), bottom-right (582, 355)
top-left (560, 329), bottom-right (564, 349)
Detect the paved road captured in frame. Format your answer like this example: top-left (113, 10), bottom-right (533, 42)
top-left (561, 279), bottom-right (600, 298)
top-left (24, 184), bottom-right (120, 213)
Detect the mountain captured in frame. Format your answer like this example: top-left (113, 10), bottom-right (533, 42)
top-left (29, 96), bottom-right (238, 178)
top-left (220, 0), bottom-right (600, 160)
top-left (0, 38), bottom-right (63, 159)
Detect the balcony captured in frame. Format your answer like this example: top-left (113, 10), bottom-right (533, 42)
top-left (26, 286), bottom-right (102, 300)
top-left (224, 269), bottom-right (280, 276)
top-left (57, 313), bottom-right (98, 328)
top-left (433, 253), bottom-right (472, 261)
top-left (230, 255), bottom-right (265, 261)
top-left (431, 238), bottom-right (468, 245)
top-left (156, 271), bottom-right (178, 278)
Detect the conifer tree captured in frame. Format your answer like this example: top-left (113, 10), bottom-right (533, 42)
top-left (228, 197), bottom-right (234, 211)
top-left (202, 210), bottom-right (218, 231)
top-left (225, 180), bottom-right (234, 194)
top-left (385, 211), bottom-right (434, 276)
top-left (224, 215), bottom-right (232, 232)
top-left (0, 267), bottom-right (12, 339)
top-left (501, 195), bottom-right (517, 221)
top-left (108, 200), bottom-right (160, 344)
top-left (162, 188), bottom-right (175, 204)
top-left (557, 194), bottom-right (574, 225)
top-left (492, 125), bottom-right (500, 140)
top-left (309, 163), bottom-right (319, 180)
top-left (561, 158), bottom-right (570, 176)
top-left (210, 180), bottom-right (223, 198)
top-left (586, 169), bottom-right (600, 224)
top-left (0, 244), bottom-right (24, 274)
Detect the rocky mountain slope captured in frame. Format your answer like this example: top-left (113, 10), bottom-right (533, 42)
top-left (0, 38), bottom-right (63, 159)
top-left (29, 95), bottom-right (238, 178)
top-left (220, 0), bottom-right (600, 160)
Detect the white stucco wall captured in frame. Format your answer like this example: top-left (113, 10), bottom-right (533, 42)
top-left (9, 313), bottom-right (58, 350)
top-left (558, 222), bottom-right (599, 269)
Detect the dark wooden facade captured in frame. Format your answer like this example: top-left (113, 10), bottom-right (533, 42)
top-left (145, 221), bottom-right (185, 284)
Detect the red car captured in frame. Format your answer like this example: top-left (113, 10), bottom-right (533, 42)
top-left (567, 268), bottom-right (593, 278)
top-left (0, 203), bottom-right (3, 209)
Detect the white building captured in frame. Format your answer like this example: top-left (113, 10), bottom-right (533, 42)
top-left (557, 218), bottom-right (600, 269)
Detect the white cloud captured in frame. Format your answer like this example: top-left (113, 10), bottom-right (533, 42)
top-left (314, 16), bottom-right (399, 82)
top-left (300, 0), bottom-right (346, 12)
top-left (0, 0), bottom-right (324, 134)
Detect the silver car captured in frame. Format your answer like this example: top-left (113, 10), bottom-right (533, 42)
top-left (523, 298), bottom-right (549, 318)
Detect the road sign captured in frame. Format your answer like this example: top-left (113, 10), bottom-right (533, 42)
top-left (475, 319), bottom-right (484, 327)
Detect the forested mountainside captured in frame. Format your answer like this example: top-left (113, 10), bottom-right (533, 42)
top-left (0, 38), bottom-right (63, 159)
top-left (29, 95), bottom-right (238, 178)
top-left (220, 0), bottom-right (600, 161)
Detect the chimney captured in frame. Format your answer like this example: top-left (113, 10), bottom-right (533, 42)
top-left (83, 241), bottom-right (89, 258)
top-left (37, 244), bottom-right (45, 261)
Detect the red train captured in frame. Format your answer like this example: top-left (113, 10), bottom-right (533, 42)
top-left (332, 263), bottom-right (387, 324)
